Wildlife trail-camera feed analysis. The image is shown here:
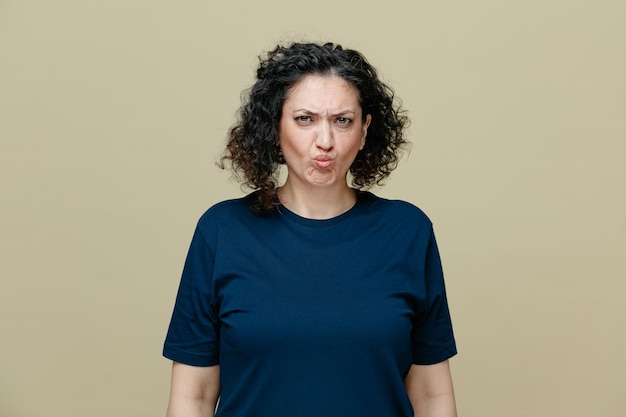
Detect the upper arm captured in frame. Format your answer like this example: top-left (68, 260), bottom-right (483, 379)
top-left (166, 362), bottom-right (220, 417)
top-left (404, 360), bottom-right (457, 417)
top-left (410, 227), bottom-right (457, 365)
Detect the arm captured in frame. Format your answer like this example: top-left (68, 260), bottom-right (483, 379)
top-left (166, 362), bottom-right (220, 417)
top-left (404, 360), bottom-right (457, 417)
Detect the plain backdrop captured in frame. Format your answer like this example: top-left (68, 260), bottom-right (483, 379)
top-left (1, 1), bottom-right (625, 416)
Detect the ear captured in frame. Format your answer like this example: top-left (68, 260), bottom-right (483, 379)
top-left (360, 114), bottom-right (372, 150)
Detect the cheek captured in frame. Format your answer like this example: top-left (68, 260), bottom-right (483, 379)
top-left (279, 128), bottom-right (315, 154)
top-left (278, 137), bottom-right (305, 160)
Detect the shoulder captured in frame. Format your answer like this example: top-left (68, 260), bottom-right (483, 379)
top-left (359, 192), bottom-right (433, 228)
top-left (200, 195), bottom-right (254, 220)
top-left (193, 194), bottom-right (263, 235)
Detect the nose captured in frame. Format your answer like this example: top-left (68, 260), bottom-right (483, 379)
top-left (315, 122), bottom-right (334, 150)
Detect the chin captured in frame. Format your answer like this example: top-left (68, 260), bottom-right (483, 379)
top-left (307, 171), bottom-right (336, 185)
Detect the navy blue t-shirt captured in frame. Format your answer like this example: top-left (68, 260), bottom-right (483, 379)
top-left (163, 192), bottom-right (456, 416)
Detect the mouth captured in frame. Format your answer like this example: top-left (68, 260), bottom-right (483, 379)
top-left (313, 156), bottom-right (333, 169)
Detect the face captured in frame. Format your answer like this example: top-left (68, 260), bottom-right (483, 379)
top-left (278, 74), bottom-right (371, 191)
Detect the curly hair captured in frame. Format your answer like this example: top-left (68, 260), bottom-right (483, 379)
top-left (220, 42), bottom-right (409, 213)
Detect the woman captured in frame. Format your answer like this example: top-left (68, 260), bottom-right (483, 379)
top-left (164, 42), bottom-right (457, 417)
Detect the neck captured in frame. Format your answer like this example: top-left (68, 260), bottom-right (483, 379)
top-left (278, 181), bottom-right (357, 220)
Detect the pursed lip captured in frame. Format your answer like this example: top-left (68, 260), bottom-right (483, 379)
top-left (313, 155), bottom-right (333, 168)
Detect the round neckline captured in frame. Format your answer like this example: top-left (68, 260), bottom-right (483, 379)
top-left (276, 191), bottom-right (369, 227)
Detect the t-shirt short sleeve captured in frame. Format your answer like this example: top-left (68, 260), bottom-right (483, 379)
top-left (163, 223), bottom-right (220, 366)
top-left (411, 227), bottom-right (457, 365)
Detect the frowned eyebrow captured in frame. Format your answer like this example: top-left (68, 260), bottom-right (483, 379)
top-left (291, 109), bottom-right (357, 117)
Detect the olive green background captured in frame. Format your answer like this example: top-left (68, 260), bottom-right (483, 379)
top-left (1, 1), bottom-right (624, 416)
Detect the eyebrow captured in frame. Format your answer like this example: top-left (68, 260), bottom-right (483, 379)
top-left (291, 109), bottom-right (357, 117)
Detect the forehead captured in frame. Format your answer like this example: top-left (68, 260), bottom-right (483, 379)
top-left (284, 74), bottom-right (361, 109)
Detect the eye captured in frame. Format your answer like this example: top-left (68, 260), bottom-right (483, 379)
top-left (336, 117), bottom-right (352, 125)
top-left (295, 115), bottom-right (312, 124)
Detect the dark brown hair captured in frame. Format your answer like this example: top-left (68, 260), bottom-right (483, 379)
top-left (220, 42), bottom-right (409, 213)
